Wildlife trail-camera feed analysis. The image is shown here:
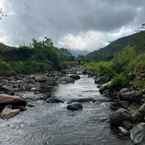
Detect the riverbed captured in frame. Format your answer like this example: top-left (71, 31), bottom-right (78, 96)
top-left (0, 74), bottom-right (132, 145)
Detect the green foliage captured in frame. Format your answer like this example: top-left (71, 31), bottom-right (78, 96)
top-left (84, 61), bottom-right (116, 77)
top-left (0, 60), bottom-right (14, 75)
top-left (110, 73), bottom-right (129, 89)
top-left (0, 37), bottom-right (74, 75)
top-left (112, 46), bottom-right (137, 73)
top-left (0, 60), bottom-right (53, 75)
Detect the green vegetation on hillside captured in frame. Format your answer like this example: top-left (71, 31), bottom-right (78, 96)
top-left (0, 37), bottom-right (73, 75)
top-left (86, 31), bottom-right (145, 61)
top-left (84, 44), bottom-right (145, 90)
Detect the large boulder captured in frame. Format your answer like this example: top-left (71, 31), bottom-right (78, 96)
top-left (130, 123), bottom-right (145, 145)
top-left (67, 102), bottom-right (83, 111)
top-left (0, 94), bottom-right (26, 110)
top-left (110, 108), bottom-right (132, 127)
top-left (0, 106), bottom-right (20, 119)
top-left (119, 89), bottom-right (142, 103)
top-left (70, 75), bottom-right (80, 80)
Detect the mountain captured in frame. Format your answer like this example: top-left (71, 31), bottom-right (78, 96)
top-left (69, 49), bottom-right (89, 57)
top-left (86, 31), bottom-right (145, 61)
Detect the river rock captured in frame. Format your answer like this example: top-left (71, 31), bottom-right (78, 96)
top-left (110, 101), bottom-right (129, 111)
top-left (95, 75), bottom-right (111, 84)
top-left (58, 76), bottom-right (75, 84)
top-left (1, 106), bottom-right (20, 119)
top-left (119, 90), bottom-right (142, 103)
top-left (39, 84), bottom-right (54, 93)
top-left (0, 94), bottom-right (26, 110)
top-left (133, 103), bottom-right (145, 122)
top-left (130, 123), bottom-right (145, 145)
top-left (119, 88), bottom-right (129, 94)
top-left (118, 126), bottom-right (129, 135)
top-left (47, 96), bottom-right (64, 103)
top-left (99, 81), bottom-right (112, 94)
top-left (68, 97), bottom-right (96, 104)
top-left (70, 75), bottom-right (80, 80)
top-left (34, 75), bottom-right (48, 83)
top-left (110, 108), bottom-right (132, 127)
top-left (67, 102), bottom-right (83, 111)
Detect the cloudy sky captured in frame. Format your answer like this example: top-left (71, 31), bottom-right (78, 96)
top-left (0, 0), bottom-right (144, 52)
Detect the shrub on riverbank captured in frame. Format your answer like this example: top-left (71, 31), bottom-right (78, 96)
top-left (0, 60), bottom-right (53, 75)
top-left (84, 46), bottom-right (145, 89)
top-left (84, 61), bottom-right (115, 78)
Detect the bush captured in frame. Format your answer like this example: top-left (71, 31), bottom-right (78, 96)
top-left (0, 60), bottom-right (14, 75)
top-left (112, 46), bottom-right (137, 73)
top-left (84, 61), bottom-right (116, 77)
top-left (110, 73), bottom-right (129, 89)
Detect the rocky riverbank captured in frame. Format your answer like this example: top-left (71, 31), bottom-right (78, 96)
top-left (83, 69), bottom-right (145, 144)
top-left (0, 66), bottom-right (82, 119)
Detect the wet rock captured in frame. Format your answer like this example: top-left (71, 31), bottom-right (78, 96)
top-left (34, 75), bottom-right (48, 83)
top-left (122, 121), bottom-right (133, 130)
top-left (0, 85), bottom-right (14, 94)
top-left (67, 102), bottom-right (83, 111)
top-left (110, 108), bottom-right (132, 128)
top-left (27, 103), bottom-right (35, 108)
top-left (39, 84), bottom-right (54, 93)
top-left (70, 75), bottom-right (80, 80)
top-left (110, 101), bottom-right (129, 111)
top-left (133, 103), bottom-right (145, 122)
top-left (58, 76), bottom-right (75, 84)
top-left (130, 123), bottom-right (145, 145)
top-left (119, 90), bottom-right (142, 103)
top-left (118, 126), bottom-right (129, 135)
top-left (119, 88), bottom-right (129, 94)
top-left (47, 96), bottom-right (64, 103)
top-left (1, 106), bottom-right (20, 119)
top-left (0, 94), bottom-right (26, 110)
top-left (95, 75), bottom-right (111, 84)
top-left (68, 97), bottom-right (96, 104)
top-left (99, 81), bottom-right (112, 94)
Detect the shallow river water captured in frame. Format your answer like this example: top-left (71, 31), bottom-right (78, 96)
top-left (0, 75), bottom-right (132, 145)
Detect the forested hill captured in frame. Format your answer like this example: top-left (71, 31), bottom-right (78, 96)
top-left (86, 31), bottom-right (145, 61)
top-left (0, 38), bottom-right (74, 74)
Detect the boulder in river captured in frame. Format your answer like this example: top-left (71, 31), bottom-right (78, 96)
top-left (1, 105), bottom-right (20, 119)
top-left (110, 108), bottom-right (132, 128)
top-left (67, 102), bottom-right (83, 111)
top-left (0, 94), bottom-right (26, 110)
top-left (70, 75), bottom-right (80, 80)
top-left (58, 76), bottom-right (75, 84)
top-left (130, 123), bottom-right (145, 145)
top-left (47, 96), bottom-right (64, 103)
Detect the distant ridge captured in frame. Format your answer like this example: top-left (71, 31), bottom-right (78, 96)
top-left (85, 31), bottom-right (145, 61)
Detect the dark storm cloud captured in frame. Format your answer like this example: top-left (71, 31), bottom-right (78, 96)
top-left (0, 0), bottom-right (145, 50)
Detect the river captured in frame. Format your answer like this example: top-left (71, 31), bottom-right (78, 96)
top-left (0, 74), bottom-right (132, 145)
